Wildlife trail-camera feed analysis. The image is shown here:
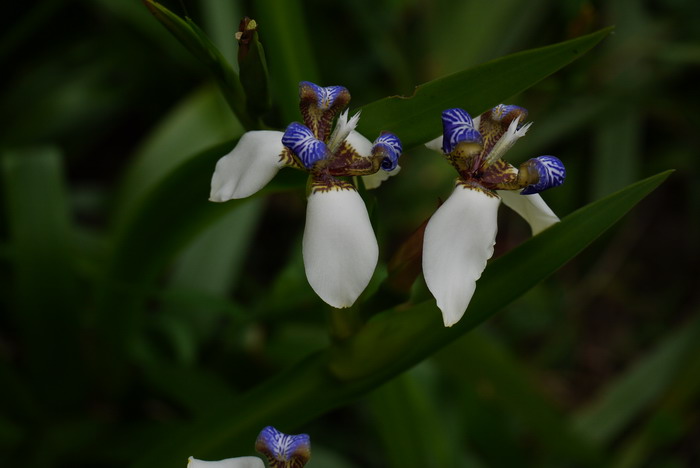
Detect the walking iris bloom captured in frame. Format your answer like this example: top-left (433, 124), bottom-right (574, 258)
top-left (210, 81), bottom-right (402, 308)
top-left (423, 105), bottom-right (565, 327)
top-left (187, 426), bottom-right (311, 468)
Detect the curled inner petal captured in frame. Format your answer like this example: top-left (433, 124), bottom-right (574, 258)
top-left (255, 426), bottom-right (311, 468)
top-left (299, 81), bottom-right (351, 141)
top-left (479, 104), bottom-right (528, 156)
top-left (441, 108), bottom-right (483, 154)
top-left (520, 155), bottom-right (566, 195)
top-left (372, 132), bottom-right (402, 171)
top-left (282, 123), bottom-right (329, 169)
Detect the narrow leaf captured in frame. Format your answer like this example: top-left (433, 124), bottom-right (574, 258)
top-left (143, 0), bottom-right (254, 129)
top-left (357, 27), bottom-right (613, 148)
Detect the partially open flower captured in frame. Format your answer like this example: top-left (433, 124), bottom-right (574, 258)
top-left (210, 82), bottom-right (403, 308)
top-left (424, 105), bottom-right (565, 327)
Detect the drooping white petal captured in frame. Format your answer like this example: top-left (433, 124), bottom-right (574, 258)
top-left (209, 131), bottom-right (285, 202)
top-left (498, 189), bottom-right (559, 236)
top-left (423, 185), bottom-right (500, 327)
top-left (362, 165), bottom-right (401, 189)
top-left (303, 188), bottom-right (378, 308)
top-left (187, 456), bottom-right (265, 468)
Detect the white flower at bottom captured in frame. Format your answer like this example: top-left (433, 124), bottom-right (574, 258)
top-left (187, 456), bottom-right (264, 468)
top-left (424, 106), bottom-right (566, 326)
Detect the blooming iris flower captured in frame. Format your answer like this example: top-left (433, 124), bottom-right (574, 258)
top-left (423, 105), bottom-right (565, 327)
top-left (210, 81), bottom-right (402, 308)
top-left (187, 426), bottom-right (311, 468)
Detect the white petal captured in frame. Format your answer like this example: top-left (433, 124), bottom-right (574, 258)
top-left (344, 130), bottom-right (372, 156)
top-left (423, 185), bottom-right (500, 327)
top-left (362, 165), bottom-right (401, 190)
top-left (328, 110), bottom-right (361, 153)
top-left (497, 190), bottom-right (559, 236)
top-left (424, 135), bottom-right (443, 152)
top-left (483, 119), bottom-right (532, 166)
top-left (209, 131), bottom-right (285, 202)
top-left (303, 188), bottom-right (378, 308)
top-left (188, 456), bottom-right (265, 468)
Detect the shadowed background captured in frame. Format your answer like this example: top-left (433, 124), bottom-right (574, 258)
top-left (1, 0), bottom-right (699, 466)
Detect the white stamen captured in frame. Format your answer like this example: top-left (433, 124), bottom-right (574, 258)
top-left (328, 110), bottom-right (361, 153)
top-left (483, 119), bottom-right (532, 167)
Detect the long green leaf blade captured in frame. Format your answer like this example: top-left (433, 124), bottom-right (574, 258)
top-left (357, 27), bottom-right (613, 148)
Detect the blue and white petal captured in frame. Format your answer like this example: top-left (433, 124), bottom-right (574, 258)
top-left (441, 108), bottom-right (483, 154)
top-left (425, 116), bottom-right (481, 153)
top-left (520, 156), bottom-right (566, 195)
top-left (282, 123), bottom-right (328, 169)
top-left (362, 132), bottom-right (402, 189)
top-left (299, 81), bottom-right (348, 110)
top-left (423, 185), bottom-right (500, 327)
top-left (255, 426), bottom-right (311, 468)
top-left (210, 131), bottom-right (286, 202)
top-left (497, 190), bottom-right (560, 235)
top-left (343, 130), bottom-right (401, 190)
top-left (188, 456), bottom-right (265, 468)
top-left (373, 133), bottom-right (402, 171)
top-left (302, 188), bottom-right (379, 308)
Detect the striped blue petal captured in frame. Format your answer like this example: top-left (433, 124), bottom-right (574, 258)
top-left (255, 426), bottom-right (311, 468)
top-left (520, 156), bottom-right (566, 195)
top-left (441, 108), bottom-right (483, 154)
top-left (490, 104), bottom-right (527, 123)
top-left (282, 122), bottom-right (328, 169)
top-left (299, 81), bottom-right (348, 110)
top-left (372, 132), bottom-right (402, 171)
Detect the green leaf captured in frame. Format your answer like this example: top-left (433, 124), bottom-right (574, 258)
top-left (437, 330), bottom-right (600, 463)
top-left (95, 141), bottom-right (305, 372)
top-left (113, 84), bottom-right (241, 226)
top-left (143, 0), bottom-right (254, 129)
top-left (131, 171), bottom-right (670, 466)
top-left (356, 27), bottom-right (613, 148)
top-left (252, 0), bottom-right (320, 123)
top-left (572, 314), bottom-right (700, 446)
top-left (368, 368), bottom-right (455, 468)
top-left (1, 146), bottom-right (85, 407)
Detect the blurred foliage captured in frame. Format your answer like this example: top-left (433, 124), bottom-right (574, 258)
top-left (1, 0), bottom-right (699, 467)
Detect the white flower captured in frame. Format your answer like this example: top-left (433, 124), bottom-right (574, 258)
top-left (188, 426), bottom-right (311, 468)
top-left (423, 106), bottom-right (566, 327)
top-left (210, 82), bottom-right (403, 308)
